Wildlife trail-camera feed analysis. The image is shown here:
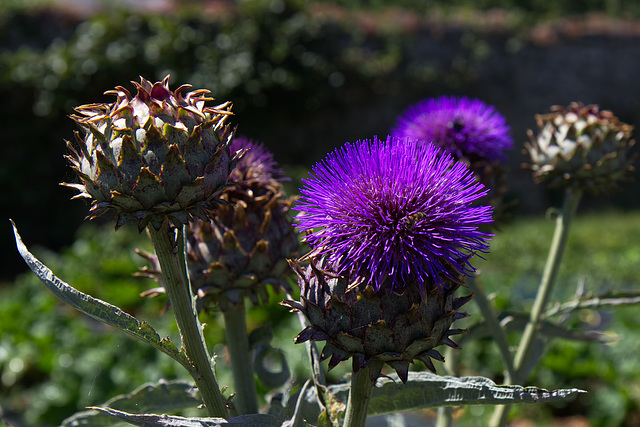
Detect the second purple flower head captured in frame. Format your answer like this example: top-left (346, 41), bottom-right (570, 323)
top-left (391, 95), bottom-right (512, 164)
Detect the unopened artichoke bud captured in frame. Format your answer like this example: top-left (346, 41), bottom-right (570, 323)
top-left (524, 102), bottom-right (636, 193)
top-left (283, 257), bottom-right (471, 383)
top-left (63, 75), bottom-right (237, 231)
top-left (139, 136), bottom-right (299, 311)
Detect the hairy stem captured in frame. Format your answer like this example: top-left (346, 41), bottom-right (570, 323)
top-left (490, 188), bottom-right (582, 427)
top-left (148, 220), bottom-right (228, 418)
top-left (223, 303), bottom-right (258, 414)
top-left (343, 365), bottom-right (374, 427)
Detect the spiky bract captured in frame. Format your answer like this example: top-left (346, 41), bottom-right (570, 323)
top-left (282, 257), bottom-right (471, 383)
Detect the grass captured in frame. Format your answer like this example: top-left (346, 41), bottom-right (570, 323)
top-left (479, 210), bottom-right (640, 308)
top-left (1, 209), bottom-right (640, 426)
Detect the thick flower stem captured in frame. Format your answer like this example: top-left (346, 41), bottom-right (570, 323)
top-left (148, 220), bottom-right (229, 418)
top-left (343, 365), bottom-right (375, 427)
top-left (222, 303), bottom-right (258, 415)
top-left (490, 188), bottom-right (583, 427)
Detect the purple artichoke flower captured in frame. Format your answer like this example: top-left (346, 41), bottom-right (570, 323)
top-left (229, 136), bottom-right (286, 184)
top-left (295, 136), bottom-right (493, 292)
top-left (391, 96), bottom-right (512, 164)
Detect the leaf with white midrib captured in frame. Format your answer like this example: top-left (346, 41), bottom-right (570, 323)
top-left (300, 371), bottom-right (586, 422)
top-left (11, 220), bottom-right (190, 372)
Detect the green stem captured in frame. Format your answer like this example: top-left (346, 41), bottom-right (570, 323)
top-left (343, 365), bottom-right (374, 427)
top-left (148, 220), bottom-right (229, 418)
top-left (223, 303), bottom-right (258, 415)
top-left (490, 188), bottom-right (582, 427)
top-left (513, 188), bottom-right (582, 381)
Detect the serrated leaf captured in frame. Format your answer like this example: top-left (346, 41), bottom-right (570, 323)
top-left (88, 407), bottom-right (283, 427)
top-left (11, 220), bottom-right (190, 372)
top-left (298, 372), bottom-right (585, 422)
top-left (62, 380), bottom-right (201, 427)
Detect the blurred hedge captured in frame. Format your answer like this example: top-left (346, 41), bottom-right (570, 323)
top-left (2, 0), bottom-right (640, 281)
top-left (0, 0), bottom-right (475, 280)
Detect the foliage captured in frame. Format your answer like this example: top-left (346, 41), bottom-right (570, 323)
top-left (456, 210), bottom-right (640, 425)
top-left (3, 210), bottom-right (640, 425)
top-left (0, 224), bottom-right (189, 426)
top-left (2, 3), bottom-right (640, 426)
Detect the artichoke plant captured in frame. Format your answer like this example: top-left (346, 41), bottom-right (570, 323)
top-left (61, 75), bottom-right (237, 416)
top-left (524, 102), bottom-right (635, 193)
top-left (284, 136), bottom-right (493, 385)
top-left (63, 75), bottom-right (237, 230)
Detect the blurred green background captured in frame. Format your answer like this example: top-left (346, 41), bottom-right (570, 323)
top-left (2, 0), bottom-right (640, 425)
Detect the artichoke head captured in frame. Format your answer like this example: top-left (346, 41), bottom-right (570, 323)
top-left (282, 257), bottom-right (471, 383)
top-left (524, 102), bottom-right (636, 193)
top-left (139, 137), bottom-right (299, 311)
top-left (64, 75), bottom-right (237, 230)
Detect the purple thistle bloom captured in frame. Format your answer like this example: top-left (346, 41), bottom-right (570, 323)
top-left (229, 136), bottom-right (286, 183)
top-left (391, 96), bottom-right (512, 163)
top-left (295, 136), bottom-right (493, 291)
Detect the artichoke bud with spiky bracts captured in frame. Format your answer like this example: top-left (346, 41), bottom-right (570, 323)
top-left (285, 137), bottom-right (492, 383)
top-left (139, 137), bottom-right (299, 311)
top-left (63, 75), bottom-right (239, 231)
top-left (283, 257), bottom-right (471, 383)
top-left (524, 102), bottom-right (636, 193)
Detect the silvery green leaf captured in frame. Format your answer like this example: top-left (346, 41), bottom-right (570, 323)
top-left (61, 380), bottom-right (200, 427)
top-left (87, 407), bottom-right (283, 427)
top-left (546, 290), bottom-right (640, 316)
top-left (298, 372), bottom-right (585, 422)
top-left (11, 220), bottom-right (190, 371)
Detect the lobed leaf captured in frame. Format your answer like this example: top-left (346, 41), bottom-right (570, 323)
top-left (466, 314), bottom-right (613, 344)
top-left (546, 290), bottom-right (640, 317)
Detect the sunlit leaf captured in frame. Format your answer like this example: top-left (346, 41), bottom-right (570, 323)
top-left (88, 407), bottom-right (283, 427)
top-left (298, 372), bottom-right (585, 422)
